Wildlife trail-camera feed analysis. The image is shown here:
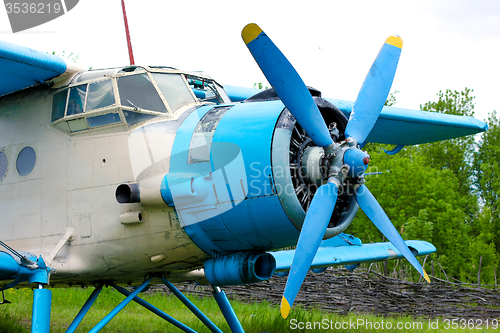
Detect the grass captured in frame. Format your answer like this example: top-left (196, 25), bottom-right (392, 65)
top-left (0, 287), bottom-right (498, 332)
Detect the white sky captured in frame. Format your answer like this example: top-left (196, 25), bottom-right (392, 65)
top-left (1, 0), bottom-right (499, 122)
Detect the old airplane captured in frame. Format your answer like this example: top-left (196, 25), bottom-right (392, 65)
top-left (0, 22), bottom-right (487, 332)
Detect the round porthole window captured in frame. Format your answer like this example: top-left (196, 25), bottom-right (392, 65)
top-left (0, 151), bottom-right (7, 179)
top-left (16, 146), bottom-right (36, 176)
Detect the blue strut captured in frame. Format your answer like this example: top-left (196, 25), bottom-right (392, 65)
top-left (65, 285), bottom-right (103, 333)
top-left (213, 286), bottom-right (245, 333)
top-left (161, 277), bottom-right (223, 333)
top-left (32, 284), bottom-right (51, 333)
top-left (88, 278), bottom-right (152, 333)
top-left (113, 284), bottom-right (197, 333)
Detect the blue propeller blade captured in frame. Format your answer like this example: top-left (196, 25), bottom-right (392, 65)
top-left (354, 185), bottom-right (430, 282)
top-left (345, 36), bottom-right (402, 145)
top-left (281, 182), bottom-right (339, 318)
top-left (242, 23), bottom-right (333, 148)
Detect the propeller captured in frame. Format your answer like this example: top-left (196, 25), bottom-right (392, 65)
top-left (241, 23), bottom-right (333, 149)
top-left (344, 35), bottom-right (403, 145)
top-left (241, 23), bottom-right (429, 319)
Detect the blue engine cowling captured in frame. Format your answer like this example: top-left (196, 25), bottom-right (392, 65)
top-left (161, 97), bottom-right (358, 256)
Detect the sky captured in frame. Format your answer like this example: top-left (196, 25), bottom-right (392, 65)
top-left (1, 0), bottom-right (499, 123)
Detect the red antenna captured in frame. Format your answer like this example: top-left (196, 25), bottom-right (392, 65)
top-left (121, 0), bottom-right (135, 65)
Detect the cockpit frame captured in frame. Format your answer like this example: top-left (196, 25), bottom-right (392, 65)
top-left (50, 66), bottom-right (229, 135)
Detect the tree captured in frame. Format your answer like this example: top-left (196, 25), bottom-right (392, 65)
top-left (347, 88), bottom-right (483, 281)
top-left (415, 88), bottom-right (479, 219)
top-left (474, 111), bottom-right (500, 251)
top-left (346, 145), bottom-right (470, 280)
top-left (461, 208), bottom-right (498, 285)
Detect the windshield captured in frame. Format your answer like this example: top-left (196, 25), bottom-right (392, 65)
top-left (51, 69), bottom-right (227, 133)
top-left (117, 73), bottom-right (168, 112)
top-left (152, 73), bottom-right (196, 112)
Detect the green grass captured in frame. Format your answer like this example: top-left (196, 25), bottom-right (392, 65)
top-left (0, 287), bottom-right (498, 332)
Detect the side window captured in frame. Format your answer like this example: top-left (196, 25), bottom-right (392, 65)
top-left (117, 73), bottom-right (167, 112)
top-left (189, 106), bottom-right (232, 163)
top-left (0, 151), bottom-right (7, 180)
top-left (67, 85), bottom-right (87, 116)
top-left (51, 89), bottom-right (68, 122)
top-left (188, 77), bottom-right (224, 104)
top-left (16, 146), bottom-right (36, 176)
top-left (87, 113), bottom-right (121, 128)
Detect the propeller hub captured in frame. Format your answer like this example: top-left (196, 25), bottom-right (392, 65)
top-left (343, 148), bottom-right (369, 178)
top-left (301, 146), bottom-right (325, 186)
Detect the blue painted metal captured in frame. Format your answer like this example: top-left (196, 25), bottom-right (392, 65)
top-left (325, 98), bottom-right (488, 145)
top-left (355, 185), bottom-right (428, 280)
top-left (65, 285), bottom-right (103, 333)
top-left (213, 287), bottom-right (244, 333)
top-left (242, 24), bottom-right (333, 148)
top-left (0, 252), bottom-right (21, 279)
top-left (113, 284), bottom-right (197, 333)
top-left (345, 38), bottom-right (401, 145)
top-left (384, 144), bottom-right (405, 155)
top-left (0, 40), bottom-right (67, 97)
top-left (283, 182), bottom-right (338, 313)
top-left (204, 252), bottom-right (276, 286)
top-left (161, 277), bottom-right (223, 333)
top-left (223, 85), bottom-right (261, 102)
top-left (319, 233), bottom-right (362, 247)
top-left (343, 148), bottom-right (369, 178)
top-left (211, 101), bottom-right (282, 199)
top-left (163, 101), bottom-right (300, 254)
top-left (0, 255), bottom-right (51, 292)
top-left (32, 287), bottom-right (51, 333)
top-left (89, 278), bottom-right (152, 333)
top-left (271, 238), bottom-right (436, 271)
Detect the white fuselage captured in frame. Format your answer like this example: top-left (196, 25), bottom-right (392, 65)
top-left (0, 85), bottom-right (209, 287)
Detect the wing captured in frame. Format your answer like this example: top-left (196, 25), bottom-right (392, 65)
top-left (223, 85), bottom-right (262, 102)
top-left (328, 98), bottom-right (487, 145)
top-left (270, 233), bottom-right (436, 272)
top-left (0, 40), bottom-right (81, 97)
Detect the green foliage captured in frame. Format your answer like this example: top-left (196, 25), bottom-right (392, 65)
top-left (384, 89), bottom-right (399, 107)
top-left (346, 144), bottom-right (470, 279)
top-left (51, 50), bottom-right (80, 64)
top-left (0, 312), bottom-right (26, 333)
top-left (253, 82), bottom-right (269, 90)
top-left (348, 88), bottom-right (500, 284)
top-left (474, 111), bottom-right (500, 251)
top-left (417, 88), bottom-right (479, 218)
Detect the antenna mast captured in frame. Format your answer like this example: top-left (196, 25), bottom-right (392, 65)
top-left (121, 0), bottom-right (135, 65)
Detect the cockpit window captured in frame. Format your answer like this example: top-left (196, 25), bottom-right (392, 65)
top-left (51, 89), bottom-right (68, 122)
top-left (187, 76), bottom-right (224, 104)
top-left (152, 73), bottom-right (196, 112)
top-left (67, 84), bottom-right (87, 116)
top-left (51, 68), bottom-right (227, 134)
top-left (117, 73), bottom-right (167, 113)
top-left (86, 80), bottom-right (115, 111)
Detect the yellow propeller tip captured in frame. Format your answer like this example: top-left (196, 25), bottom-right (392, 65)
top-left (386, 35), bottom-right (403, 49)
top-left (424, 270), bottom-right (431, 283)
top-left (242, 23), bottom-right (263, 45)
top-left (280, 297), bottom-right (291, 319)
